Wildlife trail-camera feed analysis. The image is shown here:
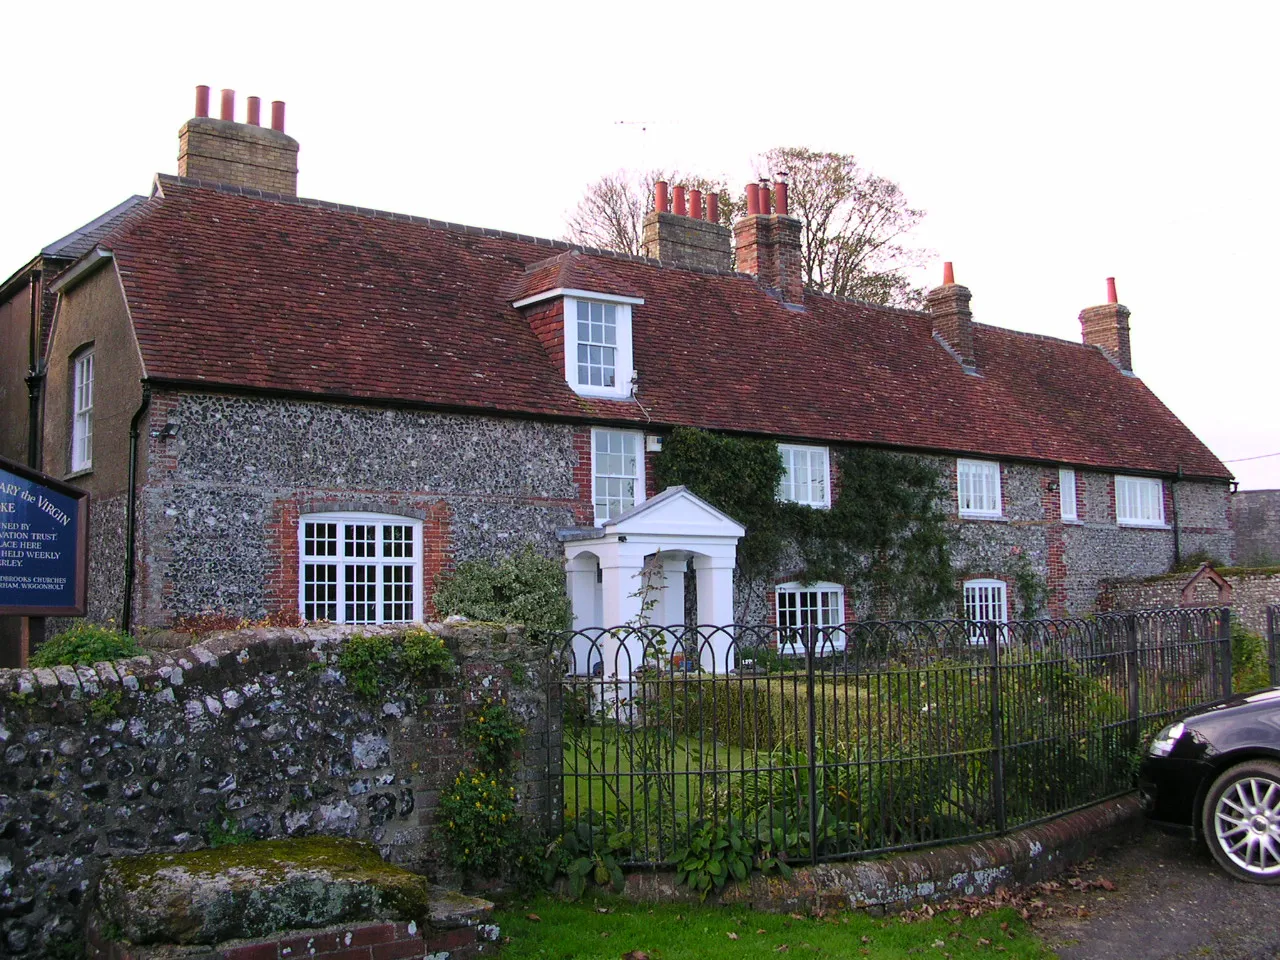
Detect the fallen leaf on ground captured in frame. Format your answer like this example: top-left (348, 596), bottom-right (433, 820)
top-left (622, 952), bottom-right (649, 960)
top-left (525, 913), bottom-right (541, 922)
top-left (727, 932), bottom-right (739, 940)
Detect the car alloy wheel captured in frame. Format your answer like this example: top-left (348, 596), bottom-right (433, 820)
top-left (1203, 760), bottom-right (1280, 884)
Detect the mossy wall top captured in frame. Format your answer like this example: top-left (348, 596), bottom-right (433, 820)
top-left (0, 620), bottom-right (550, 958)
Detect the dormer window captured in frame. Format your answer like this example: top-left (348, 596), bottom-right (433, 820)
top-left (563, 294), bottom-right (637, 399)
top-left (509, 255), bottom-right (643, 399)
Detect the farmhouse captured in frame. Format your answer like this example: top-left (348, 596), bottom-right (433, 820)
top-left (0, 88), bottom-right (1233, 663)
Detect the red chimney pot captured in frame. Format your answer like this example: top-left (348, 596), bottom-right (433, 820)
top-left (943, 261), bottom-right (955, 285)
top-left (745, 183), bottom-right (760, 215)
top-left (707, 192), bottom-right (719, 222)
top-left (775, 180), bottom-right (789, 216)
top-left (673, 185), bottom-right (687, 217)
top-left (195, 85), bottom-right (210, 118)
top-left (270, 101), bottom-right (286, 132)
top-left (689, 188), bottom-right (703, 220)
top-left (220, 89), bottom-right (235, 121)
top-left (246, 96), bottom-right (261, 125)
top-left (1106, 277), bottom-right (1118, 304)
top-left (654, 180), bottom-right (669, 214)
top-left (759, 180), bottom-right (772, 215)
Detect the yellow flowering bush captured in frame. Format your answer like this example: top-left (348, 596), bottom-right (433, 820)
top-left (471, 697), bottom-right (524, 770)
top-left (437, 767), bottom-right (518, 874)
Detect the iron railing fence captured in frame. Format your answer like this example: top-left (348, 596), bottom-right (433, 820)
top-left (547, 609), bottom-right (1233, 867)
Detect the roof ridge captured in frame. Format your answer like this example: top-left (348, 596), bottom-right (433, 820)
top-left (804, 286), bottom-right (930, 319)
top-left (40, 195), bottom-right (148, 259)
top-left (974, 321), bottom-right (1094, 351)
top-left (150, 174), bottom-right (752, 280)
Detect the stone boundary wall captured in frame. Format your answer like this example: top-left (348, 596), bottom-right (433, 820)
top-left (1098, 569), bottom-right (1280, 637)
top-left (1233, 490), bottom-right (1280, 566)
top-left (0, 620), bottom-right (551, 958)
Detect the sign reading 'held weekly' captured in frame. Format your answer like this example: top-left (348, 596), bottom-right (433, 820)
top-left (0, 455), bottom-right (89, 616)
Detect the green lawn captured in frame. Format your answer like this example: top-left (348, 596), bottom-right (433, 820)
top-left (494, 896), bottom-right (1051, 960)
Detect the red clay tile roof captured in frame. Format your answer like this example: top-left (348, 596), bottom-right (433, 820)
top-left (503, 251), bottom-right (642, 304)
top-left (99, 176), bottom-right (1228, 480)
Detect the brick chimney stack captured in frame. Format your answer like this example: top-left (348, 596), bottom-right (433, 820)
top-left (926, 262), bottom-right (976, 369)
top-left (1079, 277), bottom-right (1133, 372)
top-left (639, 180), bottom-right (733, 271)
top-left (178, 85), bottom-right (300, 196)
top-left (733, 174), bottom-right (804, 305)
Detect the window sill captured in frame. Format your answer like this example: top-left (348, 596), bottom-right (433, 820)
top-left (65, 467), bottom-right (93, 481)
top-left (1117, 521), bottom-right (1171, 530)
top-left (958, 513), bottom-right (1007, 522)
top-left (571, 385), bottom-right (633, 401)
top-left (1062, 518), bottom-right (1085, 526)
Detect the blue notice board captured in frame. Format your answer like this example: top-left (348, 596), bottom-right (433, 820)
top-left (0, 455), bottom-right (89, 616)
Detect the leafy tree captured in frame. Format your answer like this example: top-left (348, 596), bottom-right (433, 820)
top-left (565, 149), bottom-right (928, 308)
top-left (757, 147), bottom-right (928, 308)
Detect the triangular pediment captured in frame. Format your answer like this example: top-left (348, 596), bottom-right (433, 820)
top-left (606, 486), bottom-right (746, 538)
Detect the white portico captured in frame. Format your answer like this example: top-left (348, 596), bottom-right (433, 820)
top-left (560, 486), bottom-right (745, 675)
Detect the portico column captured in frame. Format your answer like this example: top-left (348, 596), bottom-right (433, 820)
top-left (691, 555), bottom-right (737, 672)
top-left (564, 553), bottom-right (600, 675)
top-left (656, 555), bottom-right (688, 629)
top-left (599, 551), bottom-right (646, 678)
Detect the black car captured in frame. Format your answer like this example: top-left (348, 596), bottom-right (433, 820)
top-left (1139, 687), bottom-right (1280, 883)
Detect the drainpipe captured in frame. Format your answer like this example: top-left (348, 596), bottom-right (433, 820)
top-left (24, 269), bottom-right (43, 469)
top-left (1171, 465), bottom-right (1183, 568)
top-left (121, 384), bottom-right (151, 633)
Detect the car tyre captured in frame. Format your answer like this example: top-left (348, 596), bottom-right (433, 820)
top-left (1202, 760), bottom-right (1280, 884)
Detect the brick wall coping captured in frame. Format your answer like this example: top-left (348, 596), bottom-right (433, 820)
top-left (611, 795), bottom-right (1143, 913)
top-left (0, 620), bottom-right (525, 707)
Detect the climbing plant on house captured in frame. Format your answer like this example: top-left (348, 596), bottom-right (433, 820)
top-left (654, 428), bottom-right (956, 618)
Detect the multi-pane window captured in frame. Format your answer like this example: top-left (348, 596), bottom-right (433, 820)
top-left (576, 300), bottom-right (617, 389)
top-left (71, 352), bottom-right (94, 471)
top-left (1059, 468), bottom-right (1078, 521)
top-left (963, 578), bottom-right (1007, 642)
top-left (1116, 475), bottom-right (1164, 527)
top-left (775, 581), bottom-right (846, 655)
top-left (957, 459), bottom-right (1002, 518)
top-left (778, 445), bottom-right (830, 507)
top-left (592, 428), bottom-right (643, 523)
top-left (299, 513), bottom-right (421, 624)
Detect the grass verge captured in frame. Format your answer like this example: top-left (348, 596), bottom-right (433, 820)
top-left (493, 896), bottom-right (1050, 959)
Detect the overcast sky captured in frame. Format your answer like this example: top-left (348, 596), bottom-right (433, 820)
top-left (4, 1), bottom-right (1276, 488)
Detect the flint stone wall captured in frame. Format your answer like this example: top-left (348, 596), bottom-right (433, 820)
top-left (1099, 569), bottom-right (1280, 638)
top-left (136, 391), bottom-right (585, 627)
top-left (1233, 490), bottom-right (1280, 566)
top-left (0, 620), bottom-right (554, 958)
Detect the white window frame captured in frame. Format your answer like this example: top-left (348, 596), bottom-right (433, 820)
top-left (778, 444), bottom-right (831, 508)
top-left (1115, 475), bottom-right (1165, 527)
top-left (957, 458), bottom-right (1002, 519)
top-left (298, 512), bottom-right (423, 625)
top-left (554, 293), bottom-right (640, 399)
top-left (1059, 468), bottom-right (1078, 522)
top-left (591, 428), bottom-right (645, 525)
top-left (71, 351), bottom-right (94, 472)
top-left (963, 578), bottom-right (1008, 643)
top-left (775, 581), bottom-right (846, 655)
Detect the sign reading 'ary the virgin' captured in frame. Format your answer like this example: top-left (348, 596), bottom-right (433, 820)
top-left (0, 455), bottom-right (89, 616)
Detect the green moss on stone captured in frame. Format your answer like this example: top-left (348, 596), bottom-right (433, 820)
top-left (100, 837), bottom-right (437, 945)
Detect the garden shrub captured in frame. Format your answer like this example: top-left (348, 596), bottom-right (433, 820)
top-left (1232, 622), bottom-right (1271, 693)
top-left (336, 627), bottom-right (454, 699)
top-left (433, 545), bottom-right (571, 640)
top-left (31, 623), bottom-right (141, 668)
